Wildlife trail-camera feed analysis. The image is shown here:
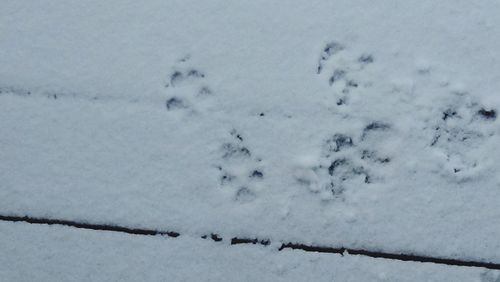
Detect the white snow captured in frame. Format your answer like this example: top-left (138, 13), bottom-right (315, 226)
top-left (2, 0), bottom-right (500, 278)
top-left (0, 221), bottom-right (495, 282)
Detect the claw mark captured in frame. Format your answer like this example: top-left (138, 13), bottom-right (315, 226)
top-left (317, 42), bottom-right (344, 74)
top-left (358, 54), bottom-right (374, 64)
top-left (329, 70), bottom-right (346, 86)
top-left (166, 97), bottom-right (186, 110)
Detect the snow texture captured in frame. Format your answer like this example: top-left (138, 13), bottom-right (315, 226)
top-left (1, 221), bottom-right (497, 282)
top-left (2, 0), bottom-right (500, 269)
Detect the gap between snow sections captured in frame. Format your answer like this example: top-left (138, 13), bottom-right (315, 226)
top-left (1, 214), bottom-right (499, 271)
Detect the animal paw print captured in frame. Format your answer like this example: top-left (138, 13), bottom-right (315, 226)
top-left (164, 56), bottom-right (214, 111)
top-left (429, 91), bottom-right (496, 179)
top-left (216, 129), bottom-right (264, 203)
top-left (316, 41), bottom-right (375, 106)
top-left (317, 42), bottom-right (344, 74)
top-left (295, 122), bottom-right (392, 201)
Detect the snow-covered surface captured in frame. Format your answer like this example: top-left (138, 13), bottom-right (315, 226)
top-left (1, 221), bottom-right (498, 282)
top-left (2, 0), bottom-right (500, 270)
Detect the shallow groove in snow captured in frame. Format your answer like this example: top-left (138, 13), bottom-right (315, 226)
top-left (2, 214), bottom-right (499, 271)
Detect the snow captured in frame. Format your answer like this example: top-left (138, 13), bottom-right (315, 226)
top-left (0, 221), bottom-right (496, 282)
top-left (2, 0), bottom-right (500, 277)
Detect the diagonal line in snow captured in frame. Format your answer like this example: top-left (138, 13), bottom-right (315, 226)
top-left (1, 213), bottom-right (500, 271)
top-left (0, 214), bottom-right (180, 238)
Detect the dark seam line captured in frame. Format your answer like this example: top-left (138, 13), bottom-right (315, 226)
top-left (1, 214), bottom-right (500, 270)
top-left (279, 243), bottom-right (500, 270)
top-left (231, 237), bottom-right (270, 245)
top-left (0, 214), bottom-right (179, 237)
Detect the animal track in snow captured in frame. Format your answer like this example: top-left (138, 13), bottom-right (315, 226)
top-left (316, 41), bottom-right (375, 107)
top-left (216, 129), bottom-right (264, 203)
top-left (316, 40), bottom-right (499, 183)
top-left (429, 91), bottom-right (496, 179)
top-left (164, 56), bottom-right (215, 112)
top-left (296, 123), bottom-right (393, 201)
top-left (317, 42), bottom-right (344, 75)
top-left (399, 59), bottom-right (496, 179)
